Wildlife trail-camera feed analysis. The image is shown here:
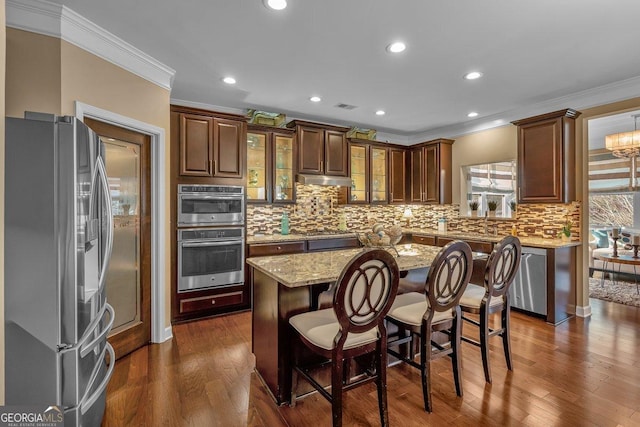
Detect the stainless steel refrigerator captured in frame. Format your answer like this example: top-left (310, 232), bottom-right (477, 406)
top-left (5, 112), bottom-right (115, 426)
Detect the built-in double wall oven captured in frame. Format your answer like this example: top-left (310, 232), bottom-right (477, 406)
top-left (177, 185), bottom-right (245, 292)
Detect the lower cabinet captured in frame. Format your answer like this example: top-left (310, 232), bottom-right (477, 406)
top-left (173, 284), bottom-right (250, 322)
top-left (248, 241), bottom-right (306, 257)
top-left (179, 290), bottom-right (245, 314)
top-left (436, 236), bottom-right (493, 254)
top-left (411, 235), bottom-right (436, 246)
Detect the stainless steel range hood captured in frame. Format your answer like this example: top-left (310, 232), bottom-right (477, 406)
top-left (296, 174), bottom-right (353, 187)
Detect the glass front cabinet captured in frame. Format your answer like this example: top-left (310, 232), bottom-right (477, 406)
top-left (246, 126), bottom-right (295, 203)
top-left (347, 140), bottom-right (388, 204)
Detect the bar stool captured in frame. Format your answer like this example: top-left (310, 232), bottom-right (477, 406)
top-left (289, 248), bottom-right (399, 427)
top-left (460, 235), bottom-right (522, 384)
top-left (386, 240), bottom-right (473, 412)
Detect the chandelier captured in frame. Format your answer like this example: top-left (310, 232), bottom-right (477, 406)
top-left (605, 114), bottom-right (640, 158)
top-left (605, 114), bottom-right (640, 190)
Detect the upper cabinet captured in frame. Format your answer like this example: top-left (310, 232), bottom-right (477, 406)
top-left (172, 105), bottom-right (247, 183)
top-left (287, 120), bottom-right (349, 176)
top-left (409, 147), bottom-right (423, 203)
top-left (246, 125), bottom-right (296, 203)
top-left (512, 109), bottom-right (581, 203)
top-left (409, 139), bottom-right (454, 204)
top-left (346, 140), bottom-right (388, 204)
top-left (389, 147), bottom-right (407, 203)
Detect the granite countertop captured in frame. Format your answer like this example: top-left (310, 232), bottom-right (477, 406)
top-left (247, 229), bottom-right (581, 249)
top-left (247, 244), bottom-right (445, 288)
top-left (246, 232), bottom-right (357, 244)
top-left (405, 228), bottom-right (582, 249)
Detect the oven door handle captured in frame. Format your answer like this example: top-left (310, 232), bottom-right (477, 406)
top-left (181, 240), bottom-right (243, 248)
top-left (180, 195), bottom-right (243, 200)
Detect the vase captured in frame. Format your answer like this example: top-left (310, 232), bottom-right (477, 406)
top-left (488, 211), bottom-right (496, 217)
top-left (561, 234), bottom-right (570, 242)
top-left (471, 210), bottom-right (478, 217)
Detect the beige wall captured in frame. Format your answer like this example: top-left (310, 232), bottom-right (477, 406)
top-left (5, 29), bottom-right (61, 117)
top-left (450, 124), bottom-right (518, 205)
top-left (5, 29), bottom-right (173, 332)
top-left (1, 0), bottom-right (6, 406)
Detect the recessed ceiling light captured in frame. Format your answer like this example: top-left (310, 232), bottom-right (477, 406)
top-left (376, 110), bottom-right (386, 116)
top-left (467, 112), bottom-right (479, 118)
top-left (309, 96), bottom-right (321, 103)
top-left (464, 71), bottom-right (483, 80)
top-left (222, 76), bottom-right (236, 85)
top-left (386, 42), bottom-right (406, 53)
top-left (263, 0), bottom-right (287, 10)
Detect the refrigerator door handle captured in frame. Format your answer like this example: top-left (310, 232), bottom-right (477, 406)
top-left (80, 303), bottom-right (115, 358)
top-left (86, 156), bottom-right (101, 245)
top-left (96, 156), bottom-right (114, 292)
top-left (80, 342), bottom-right (115, 415)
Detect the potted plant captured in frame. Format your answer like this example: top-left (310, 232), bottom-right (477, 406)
top-left (558, 217), bottom-right (573, 241)
top-left (469, 200), bottom-right (479, 217)
top-left (487, 200), bottom-right (498, 217)
top-left (509, 200), bottom-right (517, 213)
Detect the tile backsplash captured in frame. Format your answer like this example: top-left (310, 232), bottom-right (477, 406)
top-left (247, 184), bottom-right (581, 240)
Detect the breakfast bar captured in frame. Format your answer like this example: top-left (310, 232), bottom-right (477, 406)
top-left (247, 244), bottom-right (444, 404)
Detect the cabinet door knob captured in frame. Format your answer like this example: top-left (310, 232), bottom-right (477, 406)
top-left (211, 299), bottom-right (216, 305)
top-left (277, 246), bottom-right (281, 251)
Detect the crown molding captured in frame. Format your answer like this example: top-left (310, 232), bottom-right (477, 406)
top-left (170, 98), bottom-right (246, 116)
top-left (6, 0), bottom-right (175, 90)
top-left (170, 98), bottom-right (412, 145)
top-left (410, 75), bottom-right (640, 143)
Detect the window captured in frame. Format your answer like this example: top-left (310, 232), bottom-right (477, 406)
top-left (461, 160), bottom-right (516, 217)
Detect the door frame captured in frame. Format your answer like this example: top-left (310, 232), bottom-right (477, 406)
top-left (75, 101), bottom-right (170, 343)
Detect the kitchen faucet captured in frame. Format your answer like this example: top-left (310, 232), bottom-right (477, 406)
top-left (483, 210), bottom-right (488, 235)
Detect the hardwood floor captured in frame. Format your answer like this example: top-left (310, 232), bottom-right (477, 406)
top-left (102, 300), bottom-right (640, 426)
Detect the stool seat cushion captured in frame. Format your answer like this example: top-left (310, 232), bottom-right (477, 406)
top-left (387, 292), bottom-right (454, 327)
top-left (290, 308), bottom-right (379, 351)
top-left (459, 283), bottom-right (504, 310)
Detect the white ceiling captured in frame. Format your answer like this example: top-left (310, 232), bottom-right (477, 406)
top-left (43, 0), bottom-right (640, 142)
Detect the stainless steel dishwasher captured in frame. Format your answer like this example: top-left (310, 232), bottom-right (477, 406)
top-left (509, 247), bottom-right (547, 315)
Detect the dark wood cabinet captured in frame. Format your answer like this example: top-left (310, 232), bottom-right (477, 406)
top-left (287, 120), bottom-right (349, 176)
top-left (172, 105), bottom-right (246, 182)
top-left (410, 139), bottom-right (454, 204)
top-left (170, 105), bottom-right (249, 323)
top-left (179, 113), bottom-right (213, 176)
top-left (389, 147), bottom-right (407, 203)
top-left (248, 241), bottom-right (306, 257)
top-left (214, 118), bottom-right (244, 178)
top-left (411, 234), bottom-right (436, 246)
top-left (436, 236), bottom-right (493, 254)
top-left (343, 140), bottom-right (388, 204)
top-left (409, 147), bottom-right (423, 203)
top-left (246, 125), bottom-right (296, 203)
top-left (512, 109), bottom-right (581, 203)
top-left (179, 290), bottom-right (244, 315)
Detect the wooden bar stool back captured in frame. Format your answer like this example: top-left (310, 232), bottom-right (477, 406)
top-left (460, 235), bottom-right (521, 383)
top-left (386, 240), bottom-right (473, 412)
top-left (289, 248), bottom-right (399, 427)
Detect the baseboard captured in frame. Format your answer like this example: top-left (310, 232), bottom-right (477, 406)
top-left (162, 326), bottom-right (173, 342)
top-left (575, 305), bottom-right (592, 318)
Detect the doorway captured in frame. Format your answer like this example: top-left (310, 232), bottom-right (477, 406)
top-left (85, 118), bottom-right (152, 359)
top-left (586, 110), bottom-right (640, 310)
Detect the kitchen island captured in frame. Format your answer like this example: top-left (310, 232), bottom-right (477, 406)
top-left (247, 244), bottom-right (444, 405)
